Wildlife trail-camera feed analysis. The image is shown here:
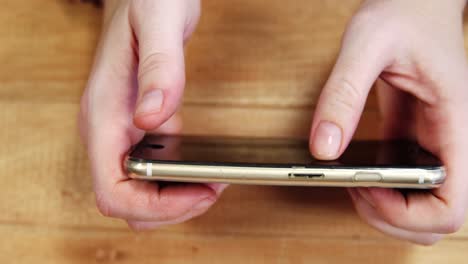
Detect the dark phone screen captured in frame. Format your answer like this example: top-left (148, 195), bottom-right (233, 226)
top-left (129, 135), bottom-right (442, 168)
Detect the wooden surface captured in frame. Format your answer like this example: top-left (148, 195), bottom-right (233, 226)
top-left (1, 0), bottom-right (468, 263)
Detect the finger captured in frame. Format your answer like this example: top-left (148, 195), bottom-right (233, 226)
top-left (354, 184), bottom-right (467, 234)
top-left (126, 193), bottom-right (216, 231)
top-left (309, 27), bottom-right (392, 160)
top-left (348, 188), bottom-right (443, 245)
top-left (123, 185), bottom-right (228, 228)
top-left (96, 181), bottom-right (219, 222)
top-left (130, 0), bottom-right (200, 131)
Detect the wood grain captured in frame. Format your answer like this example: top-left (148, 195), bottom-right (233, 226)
top-left (1, 0), bottom-right (468, 263)
top-left (2, 225), bottom-right (468, 264)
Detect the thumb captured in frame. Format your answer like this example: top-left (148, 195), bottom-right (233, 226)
top-left (131, 1), bottom-right (199, 131)
top-left (310, 33), bottom-right (390, 160)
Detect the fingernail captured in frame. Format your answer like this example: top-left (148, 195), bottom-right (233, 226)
top-left (135, 89), bottom-right (164, 116)
top-left (312, 121), bottom-right (342, 159)
top-left (193, 198), bottom-right (215, 212)
top-left (356, 188), bottom-right (376, 207)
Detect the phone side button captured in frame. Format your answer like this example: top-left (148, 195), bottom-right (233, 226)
top-left (354, 172), bottom-right (382, 182)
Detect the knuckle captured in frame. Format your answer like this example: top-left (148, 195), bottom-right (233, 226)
top-left (138, 52), bottom-right (171, 82)
top-left (324, 77), bottom-right (364, 114)
top-left (137, 52), bottom-right (185, 93)
top-left (340, 78), bottom-right (363, 102)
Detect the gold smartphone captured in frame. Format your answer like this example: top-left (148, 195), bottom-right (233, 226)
top-left (125, 135), bottom-right (445, 188)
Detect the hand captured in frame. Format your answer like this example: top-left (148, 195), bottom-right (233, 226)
top-left (309, 0), bottom-right (468, 244)
top-left (79, 0), bottom-right (227, 230)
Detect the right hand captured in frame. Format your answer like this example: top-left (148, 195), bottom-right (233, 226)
top-left (309, 0), bottom-right (468, 244)
top-left (79, 0), bottom-right (227, 230)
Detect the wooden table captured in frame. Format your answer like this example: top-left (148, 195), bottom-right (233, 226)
top-left (1, 1), bottom-right (467, 263)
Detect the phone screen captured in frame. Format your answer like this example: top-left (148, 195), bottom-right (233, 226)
top-left (129, 135), bottom-right (442, 168)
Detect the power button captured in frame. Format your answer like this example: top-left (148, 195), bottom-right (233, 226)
top-left (354, 172), bottom-right (382, 182)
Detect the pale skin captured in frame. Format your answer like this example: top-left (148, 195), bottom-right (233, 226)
top-left (79, 0), bottom-right (468, 244)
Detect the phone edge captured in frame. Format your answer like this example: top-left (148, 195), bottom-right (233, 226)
top-left (125, 158), bottom-right (445, 189)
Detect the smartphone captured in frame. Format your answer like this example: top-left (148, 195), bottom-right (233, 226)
top-left (125, 135), bottom-right (445, 189)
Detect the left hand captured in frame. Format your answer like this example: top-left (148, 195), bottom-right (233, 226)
top-left (309, 0), bottom-right (468, 245)
top-left (79, 0), bottom-right (227, 231)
